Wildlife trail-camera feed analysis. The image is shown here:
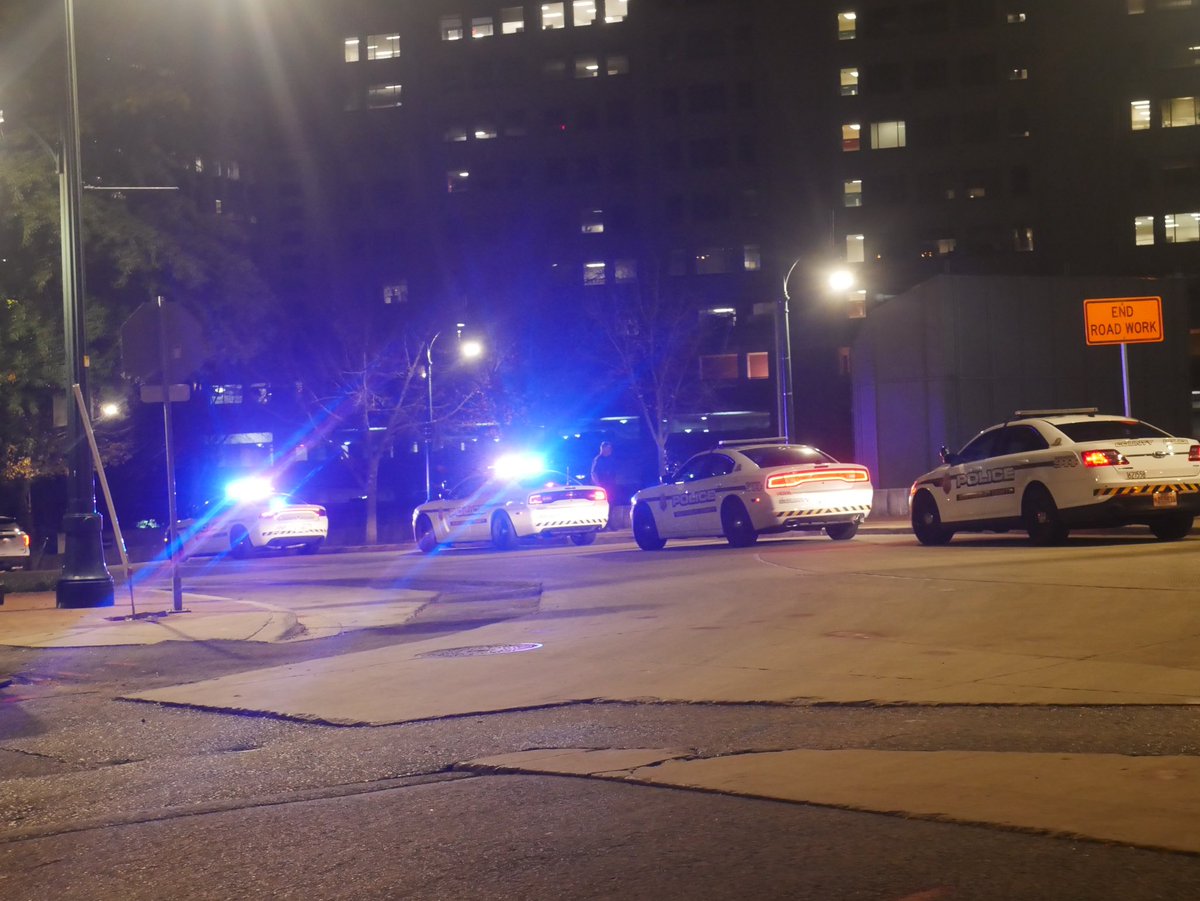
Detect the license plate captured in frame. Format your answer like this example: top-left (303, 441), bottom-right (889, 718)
top-left (1153, 490), bottom-right (1178, 508)
top-left (1124, 470), bottom-right (1146, 480)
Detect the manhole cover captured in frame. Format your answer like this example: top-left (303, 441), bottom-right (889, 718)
top-left (417, 643), bottom-right (542, 659)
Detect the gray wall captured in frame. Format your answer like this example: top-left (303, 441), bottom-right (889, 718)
top-left (852, 275), bottom-right (1192, 490)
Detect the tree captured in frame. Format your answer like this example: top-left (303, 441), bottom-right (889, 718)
top-left (584, 261), bottom-right (715, 478)
top-left (297, 302), bottom-right (493, 545)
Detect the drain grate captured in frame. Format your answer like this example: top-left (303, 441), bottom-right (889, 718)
top-left (417, 643), bottom-right (542, 659)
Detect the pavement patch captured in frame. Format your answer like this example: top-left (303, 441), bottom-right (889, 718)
top-left (463, 747), bottom-right (1200, 854)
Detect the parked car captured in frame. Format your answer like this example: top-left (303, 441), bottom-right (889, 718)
top-left (630, 439), bottom-right (873, 550)
top-left (413, 469), bottom-right (609, 552)
top-left (909, 408), bottom-right (1200, 546)
top-left (0, 516), bottom-right (31, 570)
top-left (175, 491), bottom-right (328, 559)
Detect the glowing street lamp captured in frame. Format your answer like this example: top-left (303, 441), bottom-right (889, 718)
top-left (424, 328), bottom-right (484, 500)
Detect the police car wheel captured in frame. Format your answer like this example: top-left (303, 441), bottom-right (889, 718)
top-left (415, 516), bottom-right (439, 554)
top-left (491, 512), bottom-right (518, 550)
top-left (1023, 485), bottom-right (1069, 546)
top-left (1149, 512), bottom-right (1193, 542)
top-left (569, 531), bottom-right (597, 546)
top-left (230, 527), bottom-right (253, 558)
top-left (721, 498), bottom-right (758, 548)
top-left (633, 504), bottom-right (666, 550)
top-left (911, 492), bottom-right (953, 546)
top-left (826, 522), bottom-right (858, 541)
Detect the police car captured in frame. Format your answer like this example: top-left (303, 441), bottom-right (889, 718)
top-left (909, 408), bottom-right (1200, 546)
top-left (412, 467), bottom-right (609, 552)
top-left (175, 479), bottom-right (328, 558)
top-left (630, 439), bottom-right (873, 550)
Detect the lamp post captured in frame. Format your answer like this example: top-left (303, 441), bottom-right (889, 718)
top-left (56, 0), bottom-right (114, 608)
top-left (778, 262), bottom-right (857, 447)
top-left (423, 327), bottom-right (483, 501)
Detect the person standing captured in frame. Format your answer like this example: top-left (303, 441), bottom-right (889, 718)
top-left (590, 440), bottom-right (619, 530)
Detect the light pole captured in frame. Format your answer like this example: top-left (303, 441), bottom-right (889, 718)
top-left (57, 0), bottom-right (114, 608)
top-left (423, 327), bottom-right (483, 501)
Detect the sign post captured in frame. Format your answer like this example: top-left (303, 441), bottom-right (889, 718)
top-left (1083, 296), bottom-right (1164, 417)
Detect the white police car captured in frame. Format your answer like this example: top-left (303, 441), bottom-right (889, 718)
top-left (630, 439), bottom-right (873, 550)
top-left (413, 466), bottom-right (609, 552)
top-left (909, 408), bottom-right (1200, 546)
top-left (175, 478), bottom-right (328, 558)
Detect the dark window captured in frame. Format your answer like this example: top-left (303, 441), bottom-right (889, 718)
top-left (913, 58), bottom-right (949, 90)
top-left (959, 54), bottom-right (996, 86)
top-left (1055, 420), bottom-right (1172, 442)
top-left (863, 5), bottom-right (905, 37)
top-left (996, 426), bottom-right (1049, 456)
top-left (864, 62), bottom-right (905, 94)
top-left (687, 83), bottom-right (727, 113)
top-left (1010, 165), bottom-right (1031, 196)
top-left (956, 429), bottom-right (1002, 463)
top-left (912, 1), bottom-right (950, 31)
top-left (957, 0), bottom-right (996, 27)
top-left (739, 446), bottom-right (838, 468)
top-left (676, 454), bottom-right (713, 482)
top-left (704, 454), bottom-right (737, 477)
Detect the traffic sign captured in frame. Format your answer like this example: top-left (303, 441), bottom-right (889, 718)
top-left (121, 300), bottom-right (206, 383)
top-left (1083, 296), bottom-right (1163, 346)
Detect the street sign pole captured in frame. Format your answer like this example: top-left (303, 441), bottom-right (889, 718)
top-left (1120, 343), bottom-right (1131, 417)
top-left (157, 297), bottom-right (183, 613)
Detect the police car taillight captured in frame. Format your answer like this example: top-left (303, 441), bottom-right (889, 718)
top-left (528, 494), bottom-right (546, 505)
top-left (1190, 445), bottom-right (1200, 462)
top-left (766, 468), bottom-right (869, 489)
top-left (589, 489), bottom-right (607, 502)
top-left (1081, 449), bottom-right (1127, 467)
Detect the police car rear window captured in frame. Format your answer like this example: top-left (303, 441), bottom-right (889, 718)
top-left (1055, 420), bottom-right (1171, 442)
top-left (741, 446), bottom-right (837, 468)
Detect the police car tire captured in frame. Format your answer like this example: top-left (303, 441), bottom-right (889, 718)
top-left (722, 498), bottom-right (758, 548)
top-left (1023, 485), bottom-right (1069, 546)
top-left (415, 516), bottom-right (439, 554)
top-left (1149, 512), bottom-right (1193, 542)
top-left (230, 526), bottom-right (253, 558)
top-left (491, 512), bottom-right (518, 550)
top-left (911, 492), bottom-right (953, 546)
top-left (570, 531), bottom-right (597, 546)
top-left (826, 522), bottom-right (859, 541)
top-left (633, 504), bottom-right (666, 550)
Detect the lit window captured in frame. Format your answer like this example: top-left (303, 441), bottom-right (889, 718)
top-left (615, 259), bottom-right (637, 281)
top-left (1162, 96), bottom-right (1200, 127)
top-left (843, 179), bottom-right (862, 207)
top-left (584, 261), bottom-right (607, 285)
top-left (870, 120), bottom-right (906, 149)
top-left (1006, 12), bottom-right (1028, 23)
top-left (367, 33), bottom-right (399, 60)
top-left (840, 67), bottom-right (859, 96)
top-left (606, 0), bottom-right (629, 23)
top-left (1012, 227), bottom-right (1034, 252)
top-left (746, 352), bottom-right (770, 380)
top-left (581, 209), bottom-right (605, 233)
top-left (501, 7), bottom-right (525, 33)
top-left (344, 38), bottom-right (360, 62)
top-left (842, 123), bottom-right (861, 151)
top-left (1165, 211), bottom-right (1200, 242)
top-left (474, 124), bottom-right (498, 140)
top-left (575, 56), bottom-right (600, 78)
top-left (447, 170), bottom-right (470, 193)
top-left (846, 233), bottom-right (865, 263)
top-left (440, 15), bottom-right (463, 40)
top-left (937, 238), bottom-right (957, 255)
top-left (542, 2), bottom-right (565, 29)
top-left (574, 0), bottom-right (597, 27)
top-left (444, 126), bottom-right (467, 142)
top-left (1134, 215), bottom-right (1155, 245)
top-left (1127, 0), bottom-right (1147, 11)
top-left (472, 17), bottom-right (494, 38)
top-left (967, 185), bottom-right (986, 199)
top-left (214, 199), bottom-right (223, 215)
top-left (1130, 100), bottom-right (1151, 130)
top-left (383, 282), bottom-right (408, 304)
top-left (607, 54), bottom-right (630, 75)
top-left (194, 157), bottom-right (204, 173)
top-left (1008, 67), bottom-right (1028, 80)
top-left (837, 11), bottom-right (857, 40)
top-left (367, 83), bottom-right (402, 108)
top-left (743, 244), bottom-right (762, 270)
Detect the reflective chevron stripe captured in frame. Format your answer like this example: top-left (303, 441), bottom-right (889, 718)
top-left (776, 505), bottom-right (871, 518)
top-left (1094, 483), bottom-right (1200, 497)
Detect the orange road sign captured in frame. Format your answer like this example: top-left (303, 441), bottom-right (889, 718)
top-left (1083, 296), bottom-right (1163, 346)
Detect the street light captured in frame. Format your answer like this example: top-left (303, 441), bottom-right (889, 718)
top-left (424, 327), bottom-right (483, 501)
top-left (57, 0), bottom-right (114, 608)
top-left (777, 262), bottom-right (857, 445)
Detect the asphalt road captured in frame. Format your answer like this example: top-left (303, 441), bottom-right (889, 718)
top-left (3, 531), bottom-right (1200, 899)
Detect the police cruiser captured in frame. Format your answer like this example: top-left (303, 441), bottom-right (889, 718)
top-left (631, 439), bottom-right (873, 550)
top-left (909, 408), bottom-right (1200, 546)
